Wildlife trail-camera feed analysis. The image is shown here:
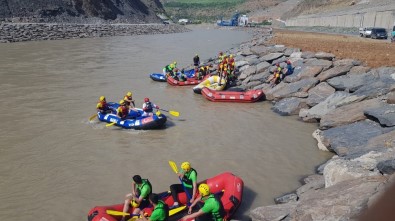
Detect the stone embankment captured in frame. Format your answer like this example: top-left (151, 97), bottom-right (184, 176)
top-left (0, 23), bottom-right (190, 43)
top-left (211, 28), bottom-right (394, 221)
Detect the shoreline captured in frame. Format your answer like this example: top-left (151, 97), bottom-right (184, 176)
top-left (201, 27), bottom-right (395, 220)
top-left (0, 23), bottom-right (191, 43)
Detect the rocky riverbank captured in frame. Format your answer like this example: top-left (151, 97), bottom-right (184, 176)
top-left (206, 27), bottom-right (395, 221)
top-left (0, 23), bottom-right (190, 43)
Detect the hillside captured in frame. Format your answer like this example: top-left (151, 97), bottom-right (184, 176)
top-left (0, 0), bottom-right (165, 23)
top-left (161, 0), bottom-right (285, 23)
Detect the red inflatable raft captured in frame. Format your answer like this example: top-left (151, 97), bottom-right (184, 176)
top-left (201, 87), bottom-right (265, 103)
top-left (167, 75), bottom-right (209, 86)
top-left (87, 172), bottom-right (243, 221)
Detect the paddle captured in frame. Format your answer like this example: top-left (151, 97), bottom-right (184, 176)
top-left (168, 161), bottom-right (192, 205)
top-left (169, 205), bottom-right (187, 216)
top-left (89, 113), bottom-right (97, 121)
top-left (159, 109), bottom-right (180, 117)
top-left (106, 210), bottom-right (139, 216)
top-left (105, 122), bottom-right (116, 127)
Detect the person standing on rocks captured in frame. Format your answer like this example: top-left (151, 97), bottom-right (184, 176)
top-left (193, 54), bottom-right (200, 68)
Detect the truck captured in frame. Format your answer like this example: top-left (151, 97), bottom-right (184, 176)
top-left (217, 12), bottom-right (239, 26)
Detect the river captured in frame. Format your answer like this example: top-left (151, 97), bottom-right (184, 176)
top-left (0, 26), bottom-right (332, 221)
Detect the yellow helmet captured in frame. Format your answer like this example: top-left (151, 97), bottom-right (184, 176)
top-left (277, 67), bottom-right (282, 71)
top-left (181, 162), bottom-right (191, 171)
top-left (131, 200), bottom-right (140, 208)
top-left (99, 96), bottom-right (105, 101)
top-left (119, 100), bottom-right (125, 105)
top-left (198, 183), bottom-right (210, 197)
top-left (230, 54), bottom-right (233, 58)
top-left (126, 91), bottom-right (132, 97)
top-left (170, 64), bottom-right (175, 69)
top-left (173, 61), bottom-right (177, 65)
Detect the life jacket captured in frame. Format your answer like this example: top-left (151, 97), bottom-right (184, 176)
top-left (165, 65), bottom-right (173, 72)
top-left (123, 95), bottom-right (132, 106)
top-left (181, 168), bottom-right (197, 186)
top-left (153, 200), bottom-right (169, 221)
top-left (98, 101), bottom-right (109, 110)
top-left (117, 106), bottom-right (128, 118)
top-left (137, 179), bottom-right (153, 200)
top-left (204, 194), bottom-right (224, 221)
top-left (143, 102), bottom-right (153, 112)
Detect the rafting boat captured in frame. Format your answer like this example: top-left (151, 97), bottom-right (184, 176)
top-left (150, 69), bottom-right (195, 82)
top-left (96, 102), bottom-right (167, 130)
top-left (167, 74), bottom-right (210, 86)
top-left (201, 87), bottom-right (265, 103)
top-left (192, 75), bottom-right (227, 94)
top-left (87, 172), bottom-right (243, 221)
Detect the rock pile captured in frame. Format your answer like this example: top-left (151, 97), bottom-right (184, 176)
top-left (219, 28), bottom-right (395, 221)
top-left (0, 23), bottom-right (190, 43)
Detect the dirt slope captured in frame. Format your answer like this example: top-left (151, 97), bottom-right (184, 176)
top-left (270, 29), bottom-right (395, 68)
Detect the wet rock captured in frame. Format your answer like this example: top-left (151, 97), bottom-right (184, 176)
top-left (266, 78), bottom-right (318, 101)
top-left (317, 65), bottom-right (353, 82)
top-left (333, 58), bottom-right (362, 67)
top-left (250, 202), bottom-right (297, 221)
top-left (272, 97), bottom-right (308, 116)
top-left (364, 104), bottom-right (395, 127)
top-left (274, 193), bottom-right (298, 204)
top-left (320, 120), bottom-right (389, 156)
top-left (306, 82), bottom-right (335, 107)
top-left (260, 53), bottom-right (284, 63)
top-left (315, 51), bottom-right (335, 61)
top-left (326, 72), bottom-right (377, 92)
top-left (296, 174), bottom-right (325, 196)
top-left (320, 98), bottom-right (384, 129)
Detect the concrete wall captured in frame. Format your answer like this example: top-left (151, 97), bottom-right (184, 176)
top-left (286, 10), bottom-right (395, 30)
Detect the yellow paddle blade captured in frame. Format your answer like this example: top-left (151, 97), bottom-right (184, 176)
top-left (168, 161), bottom-right (178, 174)
top-left (127, 216), bottom-right (139, 221)
top-left (169, 205), bottom-right (187, 216)
top-left (106, 122), bottom-right (116, 127)
top-left (106, 210), bottom-right (130, 216)
top-left (89, 113), bottom-right (97, 121)
top-left (169, 110), bottom-right (180, 117)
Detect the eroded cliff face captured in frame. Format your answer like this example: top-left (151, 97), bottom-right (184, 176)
top-left (0, 0), bottom-right (164, 23)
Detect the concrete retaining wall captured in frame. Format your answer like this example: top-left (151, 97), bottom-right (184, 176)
top-left (286, 10), bottom-right (395, 30)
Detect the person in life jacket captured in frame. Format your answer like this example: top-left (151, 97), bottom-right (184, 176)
top-left (123, 91), bottom-right (135, 109)
top-left (117, 100), bottom-right (129, 120)
top-left (142, 98), bottom-right (159, 117)
top-left (169, 162), bottom-right (198, 209)
top-left (178, 69), bottom-right (187, 82)
top-left (139, 193), bottom-right (169, 221)
top-left (163, 62), bottom-right (175, 78)
top-left (193, 54), bottom-right (200, 68)
top-left (180, 183), bottom-right (224, 221)
top-left (282, 60), bottom-right (294, 80)
top-left (96, 96), bottom-right (112, 114)
top-left (195, 67), bottom-right (203, 80)
top-left (121, 175), bottom-right (153, 221)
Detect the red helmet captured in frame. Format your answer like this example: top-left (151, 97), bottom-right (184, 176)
top-left (287, 60), bottom-right (291, 64)
top-left (276, 63), bottom-right (280, 67)
top-left (144, 98), bottom-right (149, 102)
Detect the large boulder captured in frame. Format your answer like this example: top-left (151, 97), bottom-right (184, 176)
top-left (284, 66), bottom-right (323, 83)
top-left (272, 97), bottom-right (309, 116)
top-left (260, 53), bottom-right (284, 63)
top-left (317, 65), bottom-right (353, 82)
top-left (364, 104), bottom-right (395, 127)
top-left (320, 120), bottom-right (392, 156)
top-left (306, 82), bottom-right (336, 107)
top-left (315, 52), bottom-right (335, 61)
top-left (326, 72), bottom-right (377, 92)
top-left (265, 78), bottom-right (319, 101)
top-left (319, 98), bottom-right (384, 129)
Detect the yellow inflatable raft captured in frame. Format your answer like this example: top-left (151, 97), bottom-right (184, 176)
top-left (192, 75), bottom-right (227, 94)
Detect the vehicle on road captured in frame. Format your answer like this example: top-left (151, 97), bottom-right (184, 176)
top-left (359, 27), bottom-right (372, 37)
top-left (370, 27), bottom-right (388, 39)
top-left (391, 26), bottom-right (395, 42)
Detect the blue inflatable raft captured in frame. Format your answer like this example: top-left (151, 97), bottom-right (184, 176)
top-left (149, 69), bottom-right (196, 82)
top-left (96, 102), bottom-right (167, 130)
